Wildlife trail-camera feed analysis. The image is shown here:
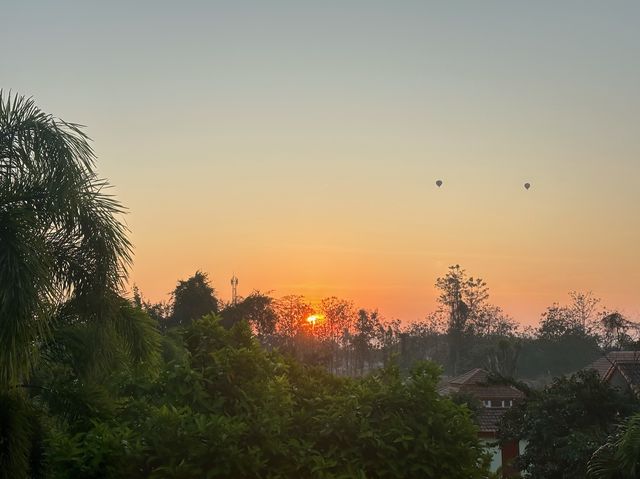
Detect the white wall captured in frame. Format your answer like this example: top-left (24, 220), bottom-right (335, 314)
top-left (481, 439), bottom-right (502, 472)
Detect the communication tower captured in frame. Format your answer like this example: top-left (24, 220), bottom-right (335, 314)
top-left (230, 274), bottom-right (239, 305)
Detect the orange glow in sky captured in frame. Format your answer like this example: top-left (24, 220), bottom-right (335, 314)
top-left (3, 2), bottom-right (639, 326)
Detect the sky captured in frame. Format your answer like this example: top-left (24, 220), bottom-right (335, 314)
top-left (2, 1), bottom-right (639, 325)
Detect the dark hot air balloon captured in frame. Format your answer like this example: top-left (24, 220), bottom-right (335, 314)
top-left (436, 180), bottom-right (443, 187)
top-left (524, 182), bottom-right (531, 190)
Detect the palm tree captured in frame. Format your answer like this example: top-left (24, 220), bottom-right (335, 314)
top-left (588, 413), bottom-right (640, 478)
top-left (1, 92), bottom-right (161, 478)
top-left (0, 92), bottom-right (135, 386)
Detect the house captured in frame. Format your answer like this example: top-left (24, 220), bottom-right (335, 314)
top-left (438, 368), bottom-right (525, 476)
top-left (587, 351), bottom-right (640, 396)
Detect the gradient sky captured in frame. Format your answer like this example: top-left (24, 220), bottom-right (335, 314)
top-left (2, 1), bottom-right (639, 324)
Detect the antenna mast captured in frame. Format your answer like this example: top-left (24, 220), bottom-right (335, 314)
top-left (230, 274), bottom-right (239, 305)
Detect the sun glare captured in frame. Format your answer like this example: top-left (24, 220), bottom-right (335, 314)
top-left (306, 314), bottom-right (322, 324)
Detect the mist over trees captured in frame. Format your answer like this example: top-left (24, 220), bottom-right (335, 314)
top-left (138, 265), bottom-right (639, 385)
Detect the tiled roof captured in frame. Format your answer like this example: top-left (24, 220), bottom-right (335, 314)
top-left (448, 368), bottom-right (489, 385)
top-left (477, 407), bottom-right (508, 433)
top-left (437, 368), bottom-right (525, 399)
top-left (459, 385), bottom-right (525, 399)
top-left (587, 352), bottom-right (640, 379)
top-left (438, 369), bottom-right (524, 435)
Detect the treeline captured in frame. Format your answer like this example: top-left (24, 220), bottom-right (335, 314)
top-left (139, 266), bottom-right (640, 382)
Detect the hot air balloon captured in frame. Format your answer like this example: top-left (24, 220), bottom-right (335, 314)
top-left (436, 180), bottom-right (443, 187)
top-left (524, 182), bottom-right (531, 190)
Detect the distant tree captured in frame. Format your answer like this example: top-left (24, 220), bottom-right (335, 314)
top-left (515, 292), bottom-right (606, 379)
top-left (169, 271), bottom-right (219, 327)
top-left (538, 291), bottom-right (604, 340)
top-left (318, 297), bottom-right (357, 373)
top-left (273, 295), bottom-right (313, 353)
top-left (599, 312), bottom-right (640, 350)
top-left (500, 370), bottom-right (640, 479)
top-left (375, 318), bottom-right (402, 367)
top-left (132, 285), bottom-right (171, 331)
top-left (516, 333), bottom-right (601, 380)
top-left (220, 291), bottom-right (277, 340)
top-left (473, 304), bottom-right (517, 337)
top-left (353, 309), bottom-right (379, 375)
top-left (601, 312), bottom-right (629, 348)
top-left (569, 291), bottom-right (602, 332)
top-left (143, 300), bottom-right (172, 328)
top-left (398, 315), bottom-right (447, 372)
top-left (537, 303), bottom-right (578, 339)
top-left (486, 337), bottom-right (521, 377)
top-left (436, 265), bottom-right (489, 374)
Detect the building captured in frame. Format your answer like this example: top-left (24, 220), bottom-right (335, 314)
top-left (587, 351), bottom-right (640, 396)
top-left (438, 368), bottom-right (525, 476)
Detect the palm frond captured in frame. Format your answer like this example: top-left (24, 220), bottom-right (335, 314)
top-left (0, 91), bottom-right (132, 386)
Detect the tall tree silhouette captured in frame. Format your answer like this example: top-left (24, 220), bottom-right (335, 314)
top-left (169, 271), bottom-right (219, 327)
top-left (436, 265), bottom-right (487, 374)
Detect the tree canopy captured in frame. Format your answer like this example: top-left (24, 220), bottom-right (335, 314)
top-left (42, 315), bottom-right (490, 478)
top-left (499, 370), bottom-right (640, 479)
top-left (169, 270), bottom-right (219, 327)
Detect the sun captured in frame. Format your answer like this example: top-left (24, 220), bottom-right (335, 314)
top-left (306, 314), bottom-right (321, 325)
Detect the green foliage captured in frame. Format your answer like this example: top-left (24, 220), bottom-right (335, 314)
top-left (219, 290), bottom-right (277, 338)
top-left (38, 315), bottom-right (488, 478)
top-left (0, 392), bottom-right (46, 479)
top-left (449, 390), bottom-right (483, 419)
top-left (500, 370), bottom-right (640, 479)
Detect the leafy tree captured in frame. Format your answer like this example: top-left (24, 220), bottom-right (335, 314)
top-left (375, 318), bottom-right (402, 368)
top-left (500, 370), bottom-right (640, 479)
top-left (273, 294), bottom-right (313, 352)
top-left (42, 315), bottom-right (490, 478)
top-left (353, 309), bottom-right (379, 375)
top-left (538, 291), bottom-right (605, 340)
top-left (168, 270), bottom-right (218, 327)
top-left (219, 290), bottom-right (277, 340)
top-left (538, 303), bottom-right (584, 339)
top-left (436, 265), bottom-right (500, 374)
top-left (472, 304), bottom-right (517, 337)
top-left (569, 291), bottom-right (603, 332)
top-left (599, 312), bottom-right (640, 351)
top-left (318, 296), bottom-right (357, 373)
top-left (133, 285), bottom-right (171, 324)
